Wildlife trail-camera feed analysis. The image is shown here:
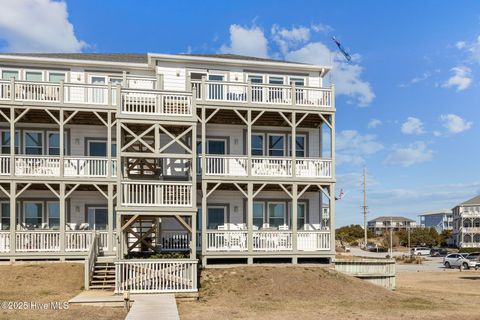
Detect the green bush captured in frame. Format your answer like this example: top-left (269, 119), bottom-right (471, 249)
top-left (335, 224), bottom-right (374, 243)
top-left (397, 227), bottom-right (440, 247)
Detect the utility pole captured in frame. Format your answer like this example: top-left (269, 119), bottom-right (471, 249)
top-left (362, 166), bottom-right (368, 248)
top-left (390, 216), bottom-right (394, 255)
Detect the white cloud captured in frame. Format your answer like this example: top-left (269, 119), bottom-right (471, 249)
top-left (401, 117), bottom-right (425, 135)
top-left (433, 130), bottom-right (442, 137)
top-left (0, 0), bottom-right (86, 52)
top-left (442, 66), bottom-right (472, 91)
top-left (271, 25), bottom-right (310, 54)
top-left (311, 23), bottom-right (333, 34)
top-left (384, 141), bottom-right (433, 167)
top-left (219, 24), bottom-right (268, 58)
top-left (367, 119), bottom-right (382, 129)
top-left (456, 41), bottom-right (466, 49)
top-left (285, 42), bottom-right (375, 106)
top-left (336, 130), bottom-right (384, 165)
top-left (440, 114), bottom-right (472, 134)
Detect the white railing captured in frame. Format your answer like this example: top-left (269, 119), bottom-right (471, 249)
top-left (297, 231), bottom-right (331, 251)
top-left (462, 227), bottom-right (480, 233)
top-left (296, 159), bottom-right (332, 178)
top-left (192, 80), bottom-right (333, 108)
top-left (0, 155), bottom-right (10, 175)
top-left (253, 231), bottom-right (292, 251)
top-left (64, 157), bottom-right (116, 177)
top-left (0, 81), bottom-right (10, 100)
top-left (14, 81), bottom-right (62, 102)
top-left (15, 231), bottom-right (60, 252)
top-left (205, 231), bottom-right (248, 252)
top-left (121, 181), bottom-right (193, 207)
top-left (115, 259), bottom-right (198, 293)
top-left (251, 157), bottom-right (292, 177)
top-left (0, 232), bottom-right (10, 252)
top-left (204, 155), bottom-right (248, 176)
top-left (9, 155), bottom-right (115, 178)
top-left (460, 242), bottom-right (480, 248)
top-left (15, 156), bottom-right (60, 176)
top-left (65, 231), bottom-right (92, 252)
top-left (121, 89), bottom-right (192, 116)
top-left (161, 231), bottom-right (191, 251)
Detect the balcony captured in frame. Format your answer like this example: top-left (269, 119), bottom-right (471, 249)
top-left (0, 155), bottom-right (116, 178)
top-left (201, 155), bottom-right (332, 179)
top-left (204, 230), bottom-right (330, 252)
top-left (192, 80), bottom-right (333, 108)
top-left (462, 227), bottom-right (480, 233)
top-left (0, 79), bottom-right (193, 118)
top-left (120, 181), bottom-right (193, 207)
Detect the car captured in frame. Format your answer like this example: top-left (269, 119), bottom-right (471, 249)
top-left (443, 253), bottom-right (477, 269)
top-left (430, 248), bottom-right (448, 257)
top-left (411, 247), bottom-right (431, 256)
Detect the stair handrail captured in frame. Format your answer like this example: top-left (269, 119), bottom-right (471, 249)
top-left (84, 231), bottom-right (99, 290)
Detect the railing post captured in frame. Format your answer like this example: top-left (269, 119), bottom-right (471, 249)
top-left (116, 84), bottom-right (122, 113)
top-left (201, 76), bottom-right (206, 101)
top-left (156, 74), bottom-right (164, 90)
top-left (59, 80), bottom-right (65, 103)
top-left (291, 82), bottom-right (296, 106)
top-left (247, 80), bottom-right (252, 104)
top-left (10, 77), bottom-right (15, 102)
top-left (107, 82), bottom-right (112, 107)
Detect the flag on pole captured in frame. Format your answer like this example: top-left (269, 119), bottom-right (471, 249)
top-left (332, 36), bottom-right (352, 62)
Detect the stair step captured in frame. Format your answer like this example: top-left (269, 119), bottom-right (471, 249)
top-left (92, 275), bottom-right (116, 279)
top-left (91, 280), bottom-right (115, 284)
top-left (89, 286), bottom-right (115, 290)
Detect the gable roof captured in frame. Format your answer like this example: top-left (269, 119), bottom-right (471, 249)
top-left (460, 195), bottom-right (480, 206)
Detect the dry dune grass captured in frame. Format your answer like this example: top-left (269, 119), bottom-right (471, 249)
top-left (0, 263), bottom-right (125, 320)
top-left (178, 266), bottom-right (480, 320)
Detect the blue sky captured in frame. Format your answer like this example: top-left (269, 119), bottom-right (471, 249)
top-left (1, 0), bottom-right (479, 226)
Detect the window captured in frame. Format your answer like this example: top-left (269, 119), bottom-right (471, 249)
top-left (248, 75), bottom-right (263, 84)
top-left (1, 70), bottom-right (19, 80)
top-left (47, 132), bottom-right (67, 155)
top-left (88, 207), bottom-right (108, 230)
top-left (25, 71), bottom-right (43, 82)
top-left (47, 202), bottom-right (60, 229)
top-left (88, 140), bottom-right (116, 157)
top-left (196, 208), bottom-right (202, 230)
top-left (288, 135), bottom-right (306, 157)
top-left (253, 202), bottom-right (264, 229)
top-left (206, 139), bottom-right (226, 155)
top-left (207, 206), bottom-right (225, 229)
top-left (24, 131), bottom-right (43, 155)
top-left (251, 134), bottom-right (264, 156)
top-left (48, 72), bottom-right (65, 83)
top-left (1, 130), bottom-right (19, 154)
top-left (268, 134), bottom-right (285, 156)
top-left (268, 202), bottom-right (285, 228)
top-left (24, 202), bottom-right (43, 227)
top-left (249, 75), bottom-right (264, 102)
top-left (289, 77), bottom-right (305, 86)
top-left (268, 76), bottom-right (284, 85)
top-left (297, 203), bottom-right (306, 229)
top-left (1, 202), bottom-right (9, 230)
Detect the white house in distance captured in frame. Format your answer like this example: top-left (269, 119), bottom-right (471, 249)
top-left (367, 216), bottom-right (417, 235)
top-left (418, 209), bottom-right (453, 233)
top-left (453, 195), bottom-right (480, 248)
top-left (0, 52), bottom-right (335, 293)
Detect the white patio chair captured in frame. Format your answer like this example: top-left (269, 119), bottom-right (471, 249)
top-left (311, 224), bottom-right (321, 230)
top-left (40, 223), bottom-right (48, 229)
top-left (278, 224), bottom-right (289, 231)
top-left (262, 223), bottom-right (270, 229)
top-left (79, 223), bottom-right (89, 230)
top-left (217, 225), bottom-right (226, 231)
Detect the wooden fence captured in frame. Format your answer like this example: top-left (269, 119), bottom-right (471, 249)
top-left (334, 258), bottom-right (396, 290)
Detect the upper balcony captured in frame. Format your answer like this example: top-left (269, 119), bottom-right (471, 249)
top-left (0, 78), bottom-right (194, 120)
top-left (191, 79), bottom-right (333, 110)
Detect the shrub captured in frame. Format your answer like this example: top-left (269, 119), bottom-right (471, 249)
top-left (395, 255), bottom-right (424, 264)
top-left (335, 224), bottom-right (374, 243)
top-left (459, 247), bottom-right (480, 254)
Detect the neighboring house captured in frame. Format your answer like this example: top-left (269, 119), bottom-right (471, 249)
top-left (367, 216), bottom-right (416, 235)
top-left (419, 209), bottom-right (453, 232)
top-left (0, 53), bottom-right (335, 293)
top-left (453, 195), bottom-right (480, 248)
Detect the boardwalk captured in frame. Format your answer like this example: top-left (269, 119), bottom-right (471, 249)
top-left (126, 294), bottom-right (180, 320)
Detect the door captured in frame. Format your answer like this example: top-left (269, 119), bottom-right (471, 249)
top-left (207, 139), bottom-right (226, 174)
top-left (208, 75), bottom-right (224, 100)
top-left (90, 76), bottom-right (107, 104)
top-left (87, 207), bottom-right (108, 230)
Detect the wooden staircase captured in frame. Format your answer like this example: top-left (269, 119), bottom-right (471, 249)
top-left (89, 258), bottom-right (116, 290)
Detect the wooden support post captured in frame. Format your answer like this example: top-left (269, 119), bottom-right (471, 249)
top-left (292, 183), bottom-right (298, 253)
top-left (59, 183), bottom-right (66, 253)
top-left (247, 110), bottom-right (252, 177)
top-left (107, 183), bottom-right (114, 253)
top-left (292, 111), bottom-right (296, 178)
top-left (247, 183), bottom-right (253, 254)
top-left (191, 213), bottom-right (197, 259)
top-left (9, 107), bottom-right (14, 177)
top-left (59, 109), bottom-right (64, 178)
top-left (107, 111), bottom-right (112, 178)
top-left (9, 181), bottom-right (15, 254)
top-left (329, 184), bottom-right (336, 252)
top-left (201, 181), bottom-right (207, 264)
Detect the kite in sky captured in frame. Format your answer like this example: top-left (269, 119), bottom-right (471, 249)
top-left (332, 36), bottom-right (352, 62)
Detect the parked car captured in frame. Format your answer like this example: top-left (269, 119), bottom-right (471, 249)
top-left (411, 247), bottom-right (431, 256)
top-left (443, 253), bottom-right (478, 269)
top-left (430, 248), bottom-right (448, 257)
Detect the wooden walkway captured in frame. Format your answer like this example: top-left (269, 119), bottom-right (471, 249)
top-left (126, 294), bottom-right (180, 320)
